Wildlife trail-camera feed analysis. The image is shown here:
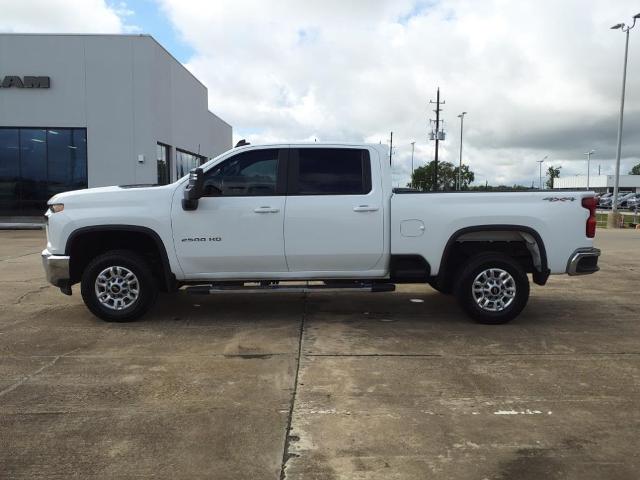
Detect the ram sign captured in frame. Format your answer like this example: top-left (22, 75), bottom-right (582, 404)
top-left (0, 76), bottom-right (50, 88)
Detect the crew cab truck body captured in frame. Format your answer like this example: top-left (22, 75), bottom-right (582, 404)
top-left (42, 143), bottom-right (600, 324)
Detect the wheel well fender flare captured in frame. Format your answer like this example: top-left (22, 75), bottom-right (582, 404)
top-left (438, 225), bottom-right (549, 284)
top-left (65, 225), bottom-right (175, 291)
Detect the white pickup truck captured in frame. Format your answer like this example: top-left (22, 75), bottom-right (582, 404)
top-left (42, 143), bottom-right (600, 324)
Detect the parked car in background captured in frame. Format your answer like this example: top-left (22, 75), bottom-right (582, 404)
top-left (627, 195), bottom-right (640, 211)
top-left (600, 192), bottom-right (632, 209)
top-left (598, 193), bottom-right (613, 208)
top-left (613, 192), bottom-right (635, 209)
top-left (619, 192), bottom-right (640, 209)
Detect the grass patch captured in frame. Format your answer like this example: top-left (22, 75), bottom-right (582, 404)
top-left (596, 212), bottom-right (640, 229)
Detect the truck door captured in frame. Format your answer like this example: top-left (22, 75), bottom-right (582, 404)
top-left (284, 147), bottom-right (384, 273)
top-left (171, 148), bottom-right (288, 278)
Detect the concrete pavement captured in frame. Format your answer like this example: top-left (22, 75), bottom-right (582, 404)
top-left (0, 229), bottom-right (638, 479)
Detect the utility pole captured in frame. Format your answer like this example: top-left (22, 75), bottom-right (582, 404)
top-left (389, 131), bottom-right (393, 166)
top-left (457, 112), bottom-right (467, 190)
top-left (609, 14), bottom-right (639, 227)
top-left (410, 141), bottom-right (415, 188)
top-left (429, 88), bottom-right (445, 191)
top-left (584, 150), bottom-right (595, 190)
top-left (537, 161), bottom-right (544, 189)
top-left (612, 20), bottom-right (629, 204)
top-left (537, 155), bottom-right (548, 189)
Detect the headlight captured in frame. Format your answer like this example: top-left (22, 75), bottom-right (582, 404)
top-left (48, 204), bottom-right (64, 213)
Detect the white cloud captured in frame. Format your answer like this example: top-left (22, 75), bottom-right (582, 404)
top-left (4, 0), bottom-right (639, 186)
top-left (0, 0), bottom-right (132, 34)
top-left (157, 0), bottom-right (640, 186)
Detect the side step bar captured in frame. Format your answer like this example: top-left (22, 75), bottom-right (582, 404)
top-left (185, 282), bottom-right (396, 295)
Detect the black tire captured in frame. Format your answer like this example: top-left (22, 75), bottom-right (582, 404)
top-left (80, 250), bottom-right (158, 322)
top-left (454, 253), bottom-right (529, 324)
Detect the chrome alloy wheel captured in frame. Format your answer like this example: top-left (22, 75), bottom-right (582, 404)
top-left (472, 268), bottom-right (516, 312)
top-left (95, 266), bottom-right (140, 310)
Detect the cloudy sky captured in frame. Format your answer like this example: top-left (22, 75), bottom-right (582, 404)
top-left (2, 0), bottom-right (639, 187)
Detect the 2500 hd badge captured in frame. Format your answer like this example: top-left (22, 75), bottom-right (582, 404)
top-left (181, 237), bottom-right (222, 242)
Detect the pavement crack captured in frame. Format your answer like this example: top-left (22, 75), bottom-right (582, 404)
top-left (223, 353), bottom-right (273, 359)
top-left (279, 293), bottom-right (307, 480)
top-left (0, 251), bottom-right (40, 262)
top-left (0, 347), bottom-right (80, 399)
top-left (15, 285), bottom-right (50, 305)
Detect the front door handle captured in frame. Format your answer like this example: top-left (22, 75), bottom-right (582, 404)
top-left (353, 205), bottom-right (379, 212)
top-left (254, 206), bottom-right (280, 213)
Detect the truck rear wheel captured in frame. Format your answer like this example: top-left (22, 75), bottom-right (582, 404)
top-left (454, 253), bottom-right (529, 324)
top-left (80, 250), bottom-right (158, 322)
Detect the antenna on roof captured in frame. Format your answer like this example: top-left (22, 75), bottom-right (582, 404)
top-left (235, 139), bottom-right (250, 147)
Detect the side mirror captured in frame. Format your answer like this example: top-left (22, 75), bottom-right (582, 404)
top-left (182, 167), bottom-right (204, 211)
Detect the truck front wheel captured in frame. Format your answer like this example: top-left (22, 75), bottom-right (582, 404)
top-left (454, 253), bottom-right (529, 324)
top-left (80, 250), bottom-right (158, 322)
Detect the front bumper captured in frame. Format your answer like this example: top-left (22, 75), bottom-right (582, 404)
top-left (566, 247), bottom-right (601, 275)
top-left (42, 249), bottom-right (71, 290)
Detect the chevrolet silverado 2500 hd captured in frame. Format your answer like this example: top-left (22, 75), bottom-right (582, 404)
top-left (42, 143), bottom-right (600, 324)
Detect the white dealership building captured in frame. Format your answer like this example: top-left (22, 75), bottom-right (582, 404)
top-left (0, 33), bottom-right (232, 216)
top-left (553, 175), bottom-right (640, 192)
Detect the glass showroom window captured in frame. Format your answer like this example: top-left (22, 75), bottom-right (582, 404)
top-left (0, 128), bottom-right (87, 216)
top-left (176, 149), bottom-right (207, 179)
top-left (0, 129), bottom-right (20, 214)
top-left (157, 143), bottom-right (170, 185)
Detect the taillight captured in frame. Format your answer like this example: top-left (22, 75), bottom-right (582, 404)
top-left (582, 197), bottom-right (597, 238)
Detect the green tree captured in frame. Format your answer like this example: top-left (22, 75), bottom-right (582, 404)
top-left (629, 163), bottom-right (640, 175)
top-left (468, 184), bottom-right (534, 191)
top-left (410, 161), bottom-right (475, 191)
top-left (545, 165), bottom-right (561, 189)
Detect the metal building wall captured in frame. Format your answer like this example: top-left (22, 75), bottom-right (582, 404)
top-left (0, 33), bottom-right (232, 189)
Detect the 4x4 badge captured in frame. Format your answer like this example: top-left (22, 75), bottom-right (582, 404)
top-left (542, 197), bottom-right (576, 202)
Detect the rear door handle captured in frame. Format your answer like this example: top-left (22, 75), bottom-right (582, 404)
top-left (353, 205), bottom-right (379, 212)
top-left (254, 206), bottom-right (280, 213)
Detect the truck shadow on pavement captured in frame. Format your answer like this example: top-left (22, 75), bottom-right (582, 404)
top-left (148, 289), bottom-right (468, 326)
top-left (144, 286), bottom-right (616, 331)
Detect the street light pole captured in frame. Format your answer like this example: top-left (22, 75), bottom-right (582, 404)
top-left (584, 150), bottom-right (595, 190)
top-left (537, 155), bottom-right (548, 189)
top-left (457, 112), bottom-right (467, 190)
top-left (410, 141), bottom-right (415, 188)
top-left (609, 14), bottom-right (639, 227)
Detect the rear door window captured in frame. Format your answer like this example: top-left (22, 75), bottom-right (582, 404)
top-left (290, 148), bottom-right (371, 195)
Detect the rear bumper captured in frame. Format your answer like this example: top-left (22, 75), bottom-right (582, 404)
top-left (42, 249), bottom-right (71, 288)
top-left (566, 247), bottom-right (600, 275)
